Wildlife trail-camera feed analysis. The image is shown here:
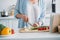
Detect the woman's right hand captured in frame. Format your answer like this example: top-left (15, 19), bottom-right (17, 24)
top-left (16, 14), bottom-right (29, 22)
top-left (22, 15), bottom-right (29, 22)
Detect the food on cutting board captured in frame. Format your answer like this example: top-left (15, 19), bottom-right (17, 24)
top-left (0, 24), bottom-right (15, 35)
top-left (19, 26), bottom-right (49, 33)
top-left (31, 27), bottom-right (38, 30)
top-left (31, 26), bottom-right (49, 30)
top-left (20, 28), bottom-right (30, 32)
top-left (38, 26), bottom-right (49, 32)
top-left (32, 23), bottom-right (39, 27)
top-left (19, 28), bottom-right (38, 33)
top-left (38, 27), bottom-right (48, 30)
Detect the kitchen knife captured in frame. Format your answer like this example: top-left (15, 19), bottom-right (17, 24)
top-left (28, 22), bottom-right (33, 26)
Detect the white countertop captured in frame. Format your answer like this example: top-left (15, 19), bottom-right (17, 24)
top-left (0, 16), bottom-right (17, 20)
top-left (0, 32), bottom-right (60, 40)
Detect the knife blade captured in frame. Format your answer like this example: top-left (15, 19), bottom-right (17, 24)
top-left (28, 22), bottom-right (33, 26)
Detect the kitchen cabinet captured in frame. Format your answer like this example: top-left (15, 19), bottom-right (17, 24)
top-left (0, 17), bottom-right (18, 32)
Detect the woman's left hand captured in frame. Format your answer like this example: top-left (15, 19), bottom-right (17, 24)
top-left (32, 23), bottom-right (39, 27)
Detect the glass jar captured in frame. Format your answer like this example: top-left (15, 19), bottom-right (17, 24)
top-left (7, 5), bottom-right (15, 17)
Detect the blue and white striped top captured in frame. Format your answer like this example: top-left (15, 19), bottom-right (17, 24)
top-left (14, 0), bottom-right (45, 28)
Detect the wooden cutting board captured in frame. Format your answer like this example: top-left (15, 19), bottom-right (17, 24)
top-left (19, 28), bottom-right (49, 33)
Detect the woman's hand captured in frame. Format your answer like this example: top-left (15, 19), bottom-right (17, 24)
top-left (32, 23), bottom-right (39, 27)
top-left (16, 14), bottom-right (29, 22)
top-left (22, 15), bottom-right (29, 22)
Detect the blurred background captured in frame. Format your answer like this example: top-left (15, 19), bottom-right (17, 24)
top-left (0, 0), bottom-right (60, 29)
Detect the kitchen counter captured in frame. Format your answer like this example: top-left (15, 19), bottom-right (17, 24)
top-left (0, 16), bottom-right (17, 20)
top-left (0, 32), bottom-right (60, 40)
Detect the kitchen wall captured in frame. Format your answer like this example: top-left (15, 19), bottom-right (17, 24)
top-left (0, 0), bottom-right (60, 13)
top-left (45, 0), bottom-right (60, 13)
top-left (56, 0), bottom-right (60, 13)
top-left (0, 0), bottom-right (52, 12)
top-left (0, 0), bottom-right (17, 11)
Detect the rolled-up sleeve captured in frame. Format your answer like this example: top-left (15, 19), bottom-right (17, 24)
top-left (14, 0), bottom-right (20, 17)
